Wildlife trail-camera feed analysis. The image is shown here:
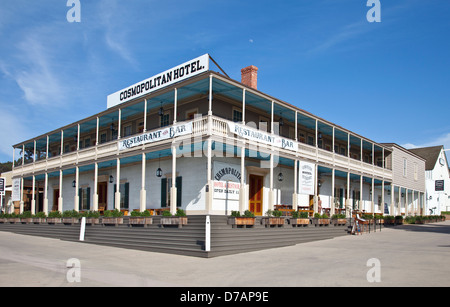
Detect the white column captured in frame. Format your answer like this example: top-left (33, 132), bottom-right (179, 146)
top-left (20, 177), bottom-right (24, 213)
top-left (390, 185), bottom-right (395, 216)
top-left (331, 168), bottom-right (335, 216)
top-left (117, 109), bottom-right (122, 140)
top-left (359, 175), bottom-right (363, 212)
top-left (174, 88), bottom-right (178, 124)
top-left (239, 142), bottom-right (246, 213)
top-left (93, 162), bottom-right (98, 211)
top-left (171, 145), bottom-right (177, 215)
top-left (143, 99), bottom-right (148, 133)
top-left (44, 173), bottom-right (48, 215)
top-left (115, 158), bottom-right (121, 211)
top-left (58, 170), bottom-right (63, 212)
top-left (269, 153), bottom-right (274, 212)
top-left (293, 159), bottom-right (298, 211)
top-left (314, 164), bottom-right (318, 214)
top-left (371, 177), bottom-right (375, 214)
top-left (140, 153), bottom-right (146, 212)
top-left (381, 181), bottom-right (385, 214)
top-left (346, 172), bottom-right (350, 217)
top-left (74, 166), bottom-right (79, 211)
top-left (31, 175), bottom-right (36, 215)
top-left (206, 138), bottom-right (212, 213)
top-left (208, 75), bottom-right (213, 115)
top-left (242, 89), bottom-right (246, 123)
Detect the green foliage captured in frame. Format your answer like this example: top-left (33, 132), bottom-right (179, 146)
top-left (21, 211), bottom-right (32, 218)
top-left (62, 210), bottom-right (81, 218)
top-left (266, 209), bottom-right (283, 217)
top-left (48, 211), bottom-right (62, 218)
top-left (314, 213), bottom-right (329, 219)
top-left (332, 214), bottom-right (346, 219)
top-left (230, 210), bottom-right (241, 217)
top-left (175, 209), bottom-right (186, 217)
top-left (34, 212), bottom-right (47, 218)
top-left (130, 210), bottom-right (150, 217)
top-left (162, 210), bottom-right (172, 217)
top-left (103, 209), bottom-right (123, 218)
top-left (243, 210), bottom-right (254, 218)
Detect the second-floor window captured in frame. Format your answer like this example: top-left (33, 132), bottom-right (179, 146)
top-left (233, 109), bottom-right (242, 123)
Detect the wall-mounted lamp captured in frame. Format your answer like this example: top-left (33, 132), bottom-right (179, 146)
top-left (72, 180), bottom-right (76, 188)
top-left (278, 172), bottom-right (283, 182)
top-left (109, 175), bottom-right (114, 183)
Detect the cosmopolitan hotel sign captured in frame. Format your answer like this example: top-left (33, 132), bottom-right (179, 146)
top-left (107, 54), bottom-right (210, 109)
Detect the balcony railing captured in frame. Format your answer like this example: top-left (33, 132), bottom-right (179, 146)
top-left (13, 115), bottom-right (392, 179)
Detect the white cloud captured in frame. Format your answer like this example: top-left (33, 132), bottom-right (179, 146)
top-left (0, 108), bottom-right (30, 160)
top-left (401, 133), bottom-right (450, 150)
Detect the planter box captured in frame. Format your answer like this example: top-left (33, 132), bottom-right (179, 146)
top-left (0, 218), bottom-right (7, 223)
top-left (290, 218), bottom-right (310, 227)
top-left (85, 218), bottom-right (100, 225)
top-left (128, 217), bottom-right (153, 227)
top-left (21, 218), bottom-right (33, 224)
top-left (160, 217), bottom-right (188, 228)
top-left (32, 218), bottom-right (47, 224)
top-left (313, 218), bottom-right (330, 226)
top-left (9, 218), bottom-right (21, 224)
top-left (331, 218), bottom-right (347, 226)
top-left (47, 218), bottom-right (62, 224)
top-left (102, 217), bottom-right (123, 226)
top-left (228, 217), bottom-right (256, 228)
top-left (63, 217), bottom-right (80, 225)
top-left (261, 217), bottom-right (285, 227)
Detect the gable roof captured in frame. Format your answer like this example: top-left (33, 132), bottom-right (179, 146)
top-left (408, 145), bottom-right (443, 170)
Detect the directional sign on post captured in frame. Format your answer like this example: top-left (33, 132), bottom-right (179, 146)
top-left (0, 178), bottom-right (5, 196)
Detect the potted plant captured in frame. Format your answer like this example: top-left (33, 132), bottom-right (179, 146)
top-left (331, 213), bottom-right (347, 226)
top-left (82, 211), bottom-right (100, 225)
top-left (47, 211), bottom-right (62, 224)
top-left (228, 210), bottom-right (256, 228)
top-left (62, 210), bottom-right (81, 225)
top-left (160, 209), bottom-right (188, 228)
top-left (32, 212), bottom-right (47, 224)
top-left (102, 209), bottom-right (124, 226)
top-left (129, 210), bottom-right (153, 227)
top-left (394, 215), bottom-right (403, 225)
top-left (383, 215), bottom-right (394, 226)
top-left (313, 213), bottom-right (330, 226)
top-left (261, 209), bottom-right (285, 227)
top-left (290, 211), bottom-right (310, 227)
top-left (0, 213), bottom-right (7, 223)
top-left (20, 211), bottom-right (33, 224)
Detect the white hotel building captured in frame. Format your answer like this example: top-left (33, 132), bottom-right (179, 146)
top-left (10, 54), bottom-right (426, 217)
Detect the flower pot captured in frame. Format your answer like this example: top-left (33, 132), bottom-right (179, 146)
top-left (332, 218), bottom-right (347, 226)
top-left (290, 218), bottom-right (310, 227)
top-left (129, 217), bottom-right (153, 227)
top-left (228, 217), bottom-right (256, 228)
top-left (102, 217), bottom-right (123, 226)
top-left (313, 218), bottom-right (330, 226)
top-left (160, 216), bottom-right (188, 228)
top-left (47, 218), bottom-right (62, 224)
top-left (62, 217), bottom-right (79, 225)
top-left (261, 217), bottom-right (285, 228)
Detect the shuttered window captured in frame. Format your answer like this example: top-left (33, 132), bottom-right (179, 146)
top-left (161, 177), bottom-right (182, 208)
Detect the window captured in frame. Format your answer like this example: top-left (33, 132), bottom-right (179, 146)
top-left (84, 138), bottom-right (91, 148)
top-left (123, 125), bottom-right (132, 137)
top-left (161, 177), bottom-right (182, 208)
top-left (232, 108), bottom-right (242, 123)
top-left (78, 187), bottom-right (90, 210)
top-left (307, 135), bottom-right (314, 146)
top-left (100, 133), bottom-right (107, 144)
top-left (113, 182), bottom-right (129, 209)
top-left (414, 163), bottom-right (418, 181)
top-left (403, 158), bottom-right (407, 177)
top-left (160, 112), bottom-right (170, 127)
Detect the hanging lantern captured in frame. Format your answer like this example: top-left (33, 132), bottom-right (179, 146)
top-left (156, 167), bottom-right (163, 178)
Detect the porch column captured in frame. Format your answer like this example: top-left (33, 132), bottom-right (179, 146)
top-left (205, 139), bottom-right (212, 213)
top-left (239, 142), bottom-right (246, 213)
top-left (269, 153), bottom-right (274, 212)
top-left (171, 145), bottom-right (177, 215)
top-left (331, 168), bottom-right (335, 216)
top-left (405, 188), bottom-right (409, 216)
top-left (31, 175), bottom-right (36, 215)
top-left (19, 177), bottom-right (24, 213)
top-left (115, 158), bottom-right (121, 211)
top-left (58, 170), bottom-right (63, 212)
top-left (140, 153), bottom-right (146, 212)
top-left (390, 185), bottom-right (395, 216)
top-left (44, 173), bottom-right (48, 215)
top-left (398, 186), bottom-right (401, 216)
top-left (293, 159), bottom-right (298, 211)
top-left (93, 162), bottom-right (98, 211)
top-left (346, 172), bottom-right (350, 217)
top-left (314, 164), bottom-right (318, 214)
top-left (359, 175), bottom-right (363, 212)
top-left (74, 166), bottom-right (79, 211)
top-left (381, 180), bottom-right (385, 214)
top-left (371, 177), bottom-right (374, 214)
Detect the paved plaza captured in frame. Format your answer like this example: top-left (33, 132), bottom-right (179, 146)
top-left (0, 221), bottom-right (449, 288)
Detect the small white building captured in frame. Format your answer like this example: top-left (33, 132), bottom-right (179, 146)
top-left (409, 146), bottom-right (450, 215)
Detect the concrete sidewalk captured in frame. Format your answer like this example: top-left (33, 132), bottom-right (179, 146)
top-left (0, 221), bottom-right (449, 287)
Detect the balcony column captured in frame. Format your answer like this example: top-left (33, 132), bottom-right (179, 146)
top-left (43, 173), bottom-right (48, 215)
top-left (74, 166), bottom-right (79, 211)
top-left (174, 88), bottom-right (177, 124)
top-left (171, 145), bottom-right (177, 215)
top-left (115, 158), bottom-right (121, 211)
top-left (143, 99), bottom-right (147, 133)
top-left (58, 170), bottom-right (63, 212)
top-left (93, 162), bottom-right (98, 211)
top-left (140, 153), bottom-right (146, 212)
top-left (118, 109), bottom-right (122, 140)
top-left (77, 124), bottom-right (80, 151)
top-left (31, 175), bottom-right (36, 215)
top-left (208, 75), bottom-right (213, 116)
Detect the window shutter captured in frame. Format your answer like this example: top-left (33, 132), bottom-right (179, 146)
top-left (124, 182), bottom-right (129, 209)
top-left (78, 188), bottom-right (82, 210)
top-left (87, 187), bottom-right (91, 210)
top-left (161, 178), bottom-right (167, 207)
top-left (176, 176), bottom-right (182, 207)
top-left (113, 184), bottom-right (116, 209)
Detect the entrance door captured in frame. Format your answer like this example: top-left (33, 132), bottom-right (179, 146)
top-left (98, 182), bottom-right (107, 214)
top-left (249, 175), bottom-right (263, 216)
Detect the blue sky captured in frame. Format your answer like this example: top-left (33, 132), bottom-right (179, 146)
top-left (0, 0), bottom-right (449, 163)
